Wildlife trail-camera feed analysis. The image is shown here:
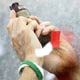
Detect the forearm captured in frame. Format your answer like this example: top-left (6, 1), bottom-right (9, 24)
top-left (19, 53), bottom-right (43, 80)
top-left (43, 27), bottom-right (78, 74)
top-left (19, 66), bottom-right (38, 80)
top-left (11, 27), bottom-right (43, 80)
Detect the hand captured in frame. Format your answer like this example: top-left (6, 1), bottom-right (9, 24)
top-left (7, 10), bottom-right (43, 64)
top-left (29, 16), bottom-right (57, 35)
top-left (7, 10), bottom-right (43, 38)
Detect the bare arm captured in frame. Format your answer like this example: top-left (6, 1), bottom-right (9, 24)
top-left (28, 17), bottom-right (78, 75)
top-left (42, 26), bottom-right (78, 75)
top-left (16, 28), bottom-right (43, 80)
top-left (7, 10), bottom-right (43, 80)
top-left (19, 66), bottom-right (38, 80)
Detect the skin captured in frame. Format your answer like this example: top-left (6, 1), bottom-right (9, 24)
top-left (30, 16), bottom-right (80, 80)
top-left (7, 10), bottom-right (80, 80)
top-left (7, 10), bottom-right (43, 80)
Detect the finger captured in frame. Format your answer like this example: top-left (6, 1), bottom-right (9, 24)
top-left (27, 18), bottom-right (33, 24)
top-left (10, 10), bottom-right (16, 19)
top-left (40, 21), bottom-right (51, 27)
top-left (42, 27), bottom-right (50, 35)
top-left (16, 16), bottom-right (33, 27)
top-left (29, 16), bottom-right (42, 24)
top-left (40, 22), bottom-right (51, 35)
top-left (42, 25), bottom-right (56, 35)
top-left (27, 20), bottom-right (42, 37)
top-left (35, 25), bottom-right (42, 37)
top-left (27, 20), bottom-right (38, 30)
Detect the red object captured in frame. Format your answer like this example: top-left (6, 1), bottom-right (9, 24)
top-left (51, 31), bottom-right (60, 48)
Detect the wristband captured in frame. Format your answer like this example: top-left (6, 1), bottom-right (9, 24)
top-left (18, 60), bottom-right (44, 80)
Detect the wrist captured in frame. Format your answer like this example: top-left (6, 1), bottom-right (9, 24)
top-left (18, 60), bottom-right (44, 80)
top-left (24, 54), bottom-right (43, 66)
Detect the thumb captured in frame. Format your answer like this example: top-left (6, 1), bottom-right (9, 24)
top-left (10, 10), bottom-right (16, 19)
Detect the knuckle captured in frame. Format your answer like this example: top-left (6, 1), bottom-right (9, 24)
top-left (33, 20), bottom-right (38, 24)
top-left (27, 18), bottom-right (32, 23)
top-left (19, 16), bottom-right (23, 19)
top-left (19, 16), bottom-right (26, 20)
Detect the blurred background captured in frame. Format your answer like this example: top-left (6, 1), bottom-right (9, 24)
top-left (0, 0), bottom-right (80, 80)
